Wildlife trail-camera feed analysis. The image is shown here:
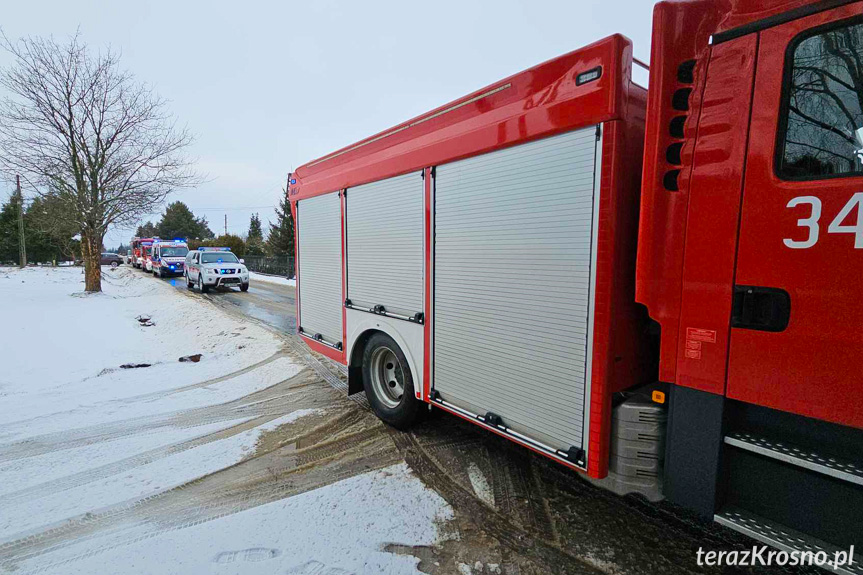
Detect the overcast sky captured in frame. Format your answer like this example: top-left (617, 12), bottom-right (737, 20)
top-left (1, 0), bottom-right (654, 248)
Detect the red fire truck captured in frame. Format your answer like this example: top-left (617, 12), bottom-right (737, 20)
top-left (129, 237), bottom-right (156, 269)
top-left (289, 0), bottom-right (863, 560)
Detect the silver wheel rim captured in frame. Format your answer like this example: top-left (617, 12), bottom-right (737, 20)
top-left (369, 346), bottom-right (405, 409)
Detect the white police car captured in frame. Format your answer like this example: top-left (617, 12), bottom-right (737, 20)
top-left (184, 247), bottom-right (250, 293)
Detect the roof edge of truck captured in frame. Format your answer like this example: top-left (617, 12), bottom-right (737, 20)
top-left (291, 34), bottom-right (645, 200)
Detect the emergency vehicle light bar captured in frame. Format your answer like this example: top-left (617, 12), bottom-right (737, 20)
top-left (198, 247), bottom-right (232, 251)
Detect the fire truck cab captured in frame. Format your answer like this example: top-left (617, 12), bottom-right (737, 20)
top-left (289, 0), bottom-right (863, 559)
top-left (129, 237), bottom-right (155, 269)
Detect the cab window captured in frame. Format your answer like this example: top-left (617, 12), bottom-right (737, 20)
top-left (778, 18), bottom-right (863, 180)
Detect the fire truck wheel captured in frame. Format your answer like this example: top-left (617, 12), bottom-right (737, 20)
top-left (362, 333), bottom-right (423, 430)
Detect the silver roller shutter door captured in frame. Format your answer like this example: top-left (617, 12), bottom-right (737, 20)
top-left (434, 126), bottom-right (599, 454)
top-left (347, 172), bottom-right (423, 316)
top-left (298, 192), bottom-right (343, 345)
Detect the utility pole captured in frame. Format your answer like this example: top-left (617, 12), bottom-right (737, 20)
top-left (16, 175), bottom-right (26, 268)
top-left (224, 214), bottom-right (227, 236)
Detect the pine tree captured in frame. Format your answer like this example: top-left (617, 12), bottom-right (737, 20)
top-left (245, 213), bottom-right (265, 256)
top-left (0, 196), bottom-right (19, 263)
top-left (155, 202), bottom-right (214, 240)
top-left (26, 195), bottom-right (80, 262)
top-left (0, 193), bottom-right (78, 263)
top-left (266, 192), bottom-right (295, 257)
top-left (135, 221), bottom-right (158, 238)
top-left (248, 213), bottom-right (263, 241)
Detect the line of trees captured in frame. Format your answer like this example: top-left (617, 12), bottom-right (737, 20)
top-left (0, 191), bottom-right (80, 264)
top-left (130, 197), bottom-right (294, 259)
top-left (135, 201), bottom-right (214, 241)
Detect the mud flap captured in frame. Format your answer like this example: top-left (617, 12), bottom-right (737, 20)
top-left (348, 364), bottom-right (364, 396)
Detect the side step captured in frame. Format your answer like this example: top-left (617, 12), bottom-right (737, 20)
top-left (715, 508), bottom-right (863, 575)
top-left (725, 431), bottom-right (863, 486)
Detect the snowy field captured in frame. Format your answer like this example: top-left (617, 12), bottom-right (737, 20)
top-left (0, 266), bottom-right (453, 575)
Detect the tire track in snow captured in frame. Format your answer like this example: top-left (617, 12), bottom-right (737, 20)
top-left (0, 368), bottom-right (328, 463)
top-left (0, 413), bottom-right (396, 574)
top-left (0, 400), bottom-right (344, 506)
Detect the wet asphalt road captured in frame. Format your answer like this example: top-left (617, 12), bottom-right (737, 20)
top-left (162, 273), bottom-right (297, 335)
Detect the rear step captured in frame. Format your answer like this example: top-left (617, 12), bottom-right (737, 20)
top-left (725, 431), bottom-right (863, 486)
top-left (715, 507), bottom-right (863, 575)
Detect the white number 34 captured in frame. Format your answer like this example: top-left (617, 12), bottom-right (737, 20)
top-left (784, 192), bottom-right (863, 249)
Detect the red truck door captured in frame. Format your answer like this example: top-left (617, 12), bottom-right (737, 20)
top-left (727, 5), bottom-right (863, 430)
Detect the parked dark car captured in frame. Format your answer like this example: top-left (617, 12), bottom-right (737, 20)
top-left (100, 253), bottom-right (124, 267)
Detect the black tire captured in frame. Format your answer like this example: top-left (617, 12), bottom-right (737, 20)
top-left (154, 267), bottom-right (160, 278)
top-left (186, 273), bottom-right (194, 288)
top-left (240, 283), bottom-right (249, 292)
top-left (362, 333), bottom-right (423, 430)
top-left (110, 261), bottom-right (118, 269)
top-left (198, 275), bottom-right (209, 294)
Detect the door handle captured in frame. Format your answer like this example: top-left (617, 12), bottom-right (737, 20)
top-left (731, 286), bottom-right (791, 332)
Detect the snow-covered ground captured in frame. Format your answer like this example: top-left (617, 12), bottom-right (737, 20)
top-left (31, 463), bottom-right (450, 575)
top-left (249, 271), bottom-right (296, 287)
top-left (1, 265), bottom-right (284, 430)
top-left (0, 266), bottom-right (452, 575)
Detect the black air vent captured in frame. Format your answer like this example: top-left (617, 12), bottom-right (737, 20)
top-left (672, 88), bottom-right (692, 111)
top-left (663, 170), bottom-right (680, 191)
top-left (666, 142), bottom-right (683, 165)
top-left (669, 116), bottom-right (686, 138)
top-left (677, 59), bottom-right (696, 84)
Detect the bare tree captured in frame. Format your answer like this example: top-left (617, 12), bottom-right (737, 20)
top-left (0, 32), bottom-right (197, 291)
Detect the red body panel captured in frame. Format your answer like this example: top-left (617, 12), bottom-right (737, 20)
top-left (291, 35), bottom-right (635, 200)
top-left (712, 0), bottom-right (844, 35)
top-left (588, 117), bottom-right (652, 476)
top-left (638, 0), bottom-right (862, 432)
top-left (423, 167), bottom-right (432, 403)
top-left (130, 238), bottom-right (155, 261)
top-left (636, 1), bottom-right (724, 384)
top-left (635, 0), bottom-right (838, 386)
top-left (727, 3), bottom-right (863, 430)
top-left (674, 35), bottom-right (758, 395)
